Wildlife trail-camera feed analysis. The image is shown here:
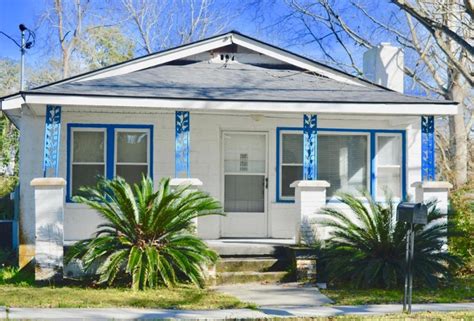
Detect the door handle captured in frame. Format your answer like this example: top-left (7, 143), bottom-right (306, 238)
top-left (265, 177), bottom-right (268, 189)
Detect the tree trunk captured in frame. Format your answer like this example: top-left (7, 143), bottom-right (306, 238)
top-left (448, 75), bottom-right (468, 187)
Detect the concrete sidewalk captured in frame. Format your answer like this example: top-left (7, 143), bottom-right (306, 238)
top-left (2, 303), bottom-right (473, 320)
top-left (214, 283), bottom-right (333, 307)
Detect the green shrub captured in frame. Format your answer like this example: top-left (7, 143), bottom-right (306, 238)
top-left (449, 183), bottom-right (474, 275)
top-left (66, 177), bottom-right (224, 290)
top-left (319, 192), bottom-right (461, 289)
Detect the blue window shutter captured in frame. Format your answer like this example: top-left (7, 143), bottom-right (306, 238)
top-left (43, 105), bottom-right (62, 177)
top-left (175, 111), bottom-right (190, 178)
top-left (421, 116), bottom-right (435, 181)
top-left (303, 114), bottom-right (317, 180)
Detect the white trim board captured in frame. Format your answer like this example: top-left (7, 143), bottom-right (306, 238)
top-left (23, 94), bottom-right (459, 116)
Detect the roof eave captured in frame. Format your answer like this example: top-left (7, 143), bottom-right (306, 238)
top-left (22, 92), bottom-right (459, 116)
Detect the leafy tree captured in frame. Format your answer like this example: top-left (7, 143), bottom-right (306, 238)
top-left (319, 192), bottom-right (461, 289)
top-left (66, 177), bottom-right (223, 290)
top-left (80, 26), bottom-right (135, 70)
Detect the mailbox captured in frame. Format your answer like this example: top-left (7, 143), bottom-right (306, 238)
top-left (397, 202), bottom-right (428, 225)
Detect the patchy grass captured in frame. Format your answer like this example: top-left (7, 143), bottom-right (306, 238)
top-left (0, 264), bottom-right (251, 309)
top-left (269, 311), bottom-right (474, 320)
top-left (321, 277), bottom-right (474, 306)
top-left (0, 283), bottom-right (252, 309)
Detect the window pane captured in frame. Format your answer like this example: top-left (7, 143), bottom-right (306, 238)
top-left (72, 164), bottom-right (104, 196)
top-left (224, 134), bottom-right (265, 173)
top-left (377, 167), bottom-right (401, 198)
top-left (282, 134), bottom-right (303, 164)
top-left (282, 165), bottom-right (303, 197)
top-left (318, 135), bottom-right (368, 196)
top-left (73, 131), bottom-right (104, 162)
top-left (117, 131), bottom-right (148, 163)
top-left (377, 135), bottom-right (401, 166)
top-left (224, 175), bottom-right (264, 212)
top-left (116, 165), bottom-right (148, 185)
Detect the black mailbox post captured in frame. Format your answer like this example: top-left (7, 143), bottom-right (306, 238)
top-left (396, 202), bottom-right (428, 314)
top-left (397, 203), bottom-right (428, 225)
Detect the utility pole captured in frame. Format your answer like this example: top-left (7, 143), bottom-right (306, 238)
top-left (19, 24), bottom-right (26, 91)
top-left (0, 24), bottom-right (35, 91)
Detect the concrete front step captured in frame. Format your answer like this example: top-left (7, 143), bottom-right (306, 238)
top-left (216, 271), bottom-right (287, 285)
top-left (216, 258), bottom-right (278, 273)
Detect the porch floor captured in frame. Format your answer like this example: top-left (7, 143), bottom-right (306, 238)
top-left (205, 238), bottom-right (295, 257)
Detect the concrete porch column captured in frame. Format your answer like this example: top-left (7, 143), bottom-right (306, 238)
top-left (412, 181), bottom-right (453, 215)
top-left (291, 180), bottom-right (330, 244)
top-left (30, 177), bottom-right (66, 282)
top-left (169, 178), bottom-right (203, 230)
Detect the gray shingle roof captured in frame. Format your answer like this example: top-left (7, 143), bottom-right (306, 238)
top-left (29, 61), bottom-right (448, 104)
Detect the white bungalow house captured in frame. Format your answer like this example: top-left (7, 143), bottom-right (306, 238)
top-left (1, 31), bottom-right (456, 280)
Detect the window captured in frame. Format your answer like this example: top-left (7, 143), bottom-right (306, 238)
top-left (278, 129), bottom-right (405, 201)
top-left (319, 134), bottom-right (368, 197)
top-left (280, 133), bottom-right (303, 198)
top-left (71, 129), bottom-right (106, 196)
top-left (115, 130), bottom-right (149, 186)
top-left (68, 124), bottom-right (153, 200)
top-left (376, 134), bottom-right (402, 198)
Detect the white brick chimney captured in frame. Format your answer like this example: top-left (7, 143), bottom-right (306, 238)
top-left (363, 43), bottom-right (404, 93)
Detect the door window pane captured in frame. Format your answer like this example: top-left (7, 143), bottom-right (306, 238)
top-left (225, 175), bottom-right (264, 212)
top-left (224, 134), bottom-right (265, 173)
top-left (318, 135), bottom-right (368, 196)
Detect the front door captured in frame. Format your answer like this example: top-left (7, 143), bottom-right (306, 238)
top-left (221, 132), bottom-right (268, 237)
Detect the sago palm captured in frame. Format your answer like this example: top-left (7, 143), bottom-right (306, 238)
top-left (319, 192), bottom-right (460, 289)
top-left (66, 177), bottom-right (223, 290)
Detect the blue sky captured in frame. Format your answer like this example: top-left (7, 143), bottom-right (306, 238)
top-left (0, 0), bottom-right (42, 59)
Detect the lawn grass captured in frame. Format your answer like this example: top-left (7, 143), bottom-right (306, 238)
top-left (321, 277), bottom-right (474, 306)
top-left (270, 311), bottom-right (474, 320)
top-left (0, 283), bottom-right (252, 309)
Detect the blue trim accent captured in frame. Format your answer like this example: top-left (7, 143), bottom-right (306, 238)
top-left (370, 132), bottom-right (376, 199)
top-left (421, 116), bottom-right (435, 181)
top-left (276, 127), bottom-right (407, 203)
top-left (43, 105), bottom-right (62, 177)
top-left (66, 123), bottom-right (154, 202)
top-left (303, 115), bottom-right (317, 180)
top-left (106, 127), bottom-right (114, 180)
top-left (175, 111), bottom-right (190, 178)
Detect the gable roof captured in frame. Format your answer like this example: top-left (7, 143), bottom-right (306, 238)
top-left (1, 30), bottom-right (457, 119)
top-left (30, 61), bottom-right (447, 105)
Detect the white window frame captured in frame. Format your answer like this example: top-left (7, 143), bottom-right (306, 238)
top-left (113, 128), bottom-right (151, 180)
top-left (70, 127), bottom-right (107, 197)
top-left (278, 130), bottom-right (371, 201)
top-left (375, 133), bottom-right (403, 200)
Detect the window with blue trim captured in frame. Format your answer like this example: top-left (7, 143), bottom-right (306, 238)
top-left (68, 124), bottom-right (153, 200)
top-left (277, 128), bottom-right (405, 202)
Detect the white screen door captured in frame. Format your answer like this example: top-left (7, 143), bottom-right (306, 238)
top-left (221, 132), bottom-right (268, 237)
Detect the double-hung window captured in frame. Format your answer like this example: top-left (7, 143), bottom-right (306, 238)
top-left (71, 129), bottom-right (106, 197)
top-left (115, 129), bottom-right (150, 185)
top-left (278, 129), bottom-right (403, 201)
top-left (68, 125), bottom-right (152, 200)
top-left (376, 134), bottom-right (402, 199)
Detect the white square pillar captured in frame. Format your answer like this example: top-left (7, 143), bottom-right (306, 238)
top-left (291, 180), bottom-right (330, 244)
top-left (169, 178), bottom-right (203, 231)
top-left (30, 177), bottom-right (66, 282)
top-left (411, 181), bottom-right (453, 215)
